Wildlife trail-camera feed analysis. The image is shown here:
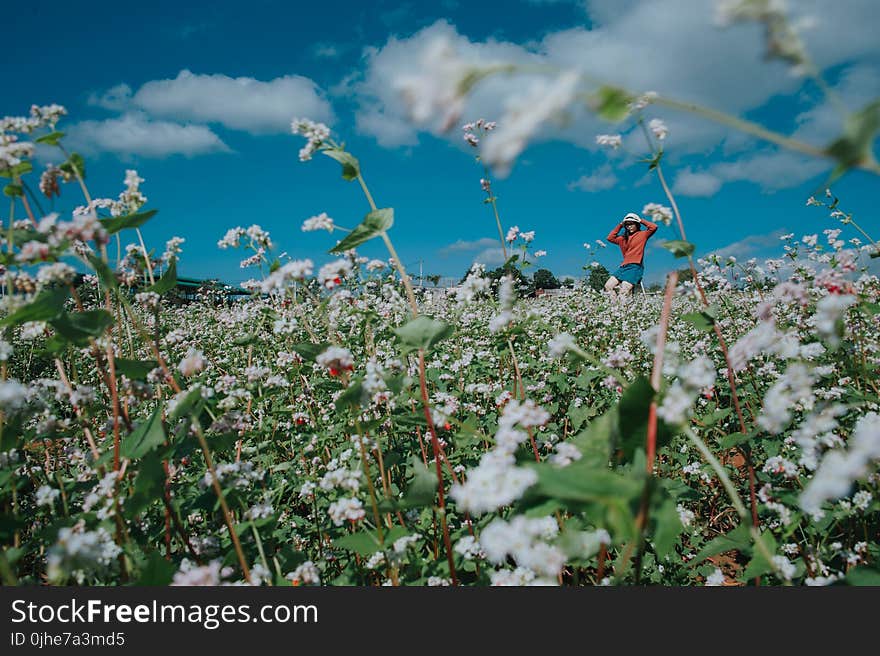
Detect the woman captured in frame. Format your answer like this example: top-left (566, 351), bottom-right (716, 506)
top-left (604, 212), bottom-right (658, 301)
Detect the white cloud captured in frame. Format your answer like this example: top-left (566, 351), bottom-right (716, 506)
top-left (88, 83), bottom-right (133, 111)
top-left (66, 113), bottom-right (230, 158)
top-left (439, 237), bottom-right (500, 255)
top-left (568, 164), bottom-right (618, 191)
top-left (349, 2), bottom-right (879, 173)
top-left (123, 70), bottom-right (333, 134)
top-left (473, 247), bottom-right (507, 267)
top-left (704, 230), bottom-right (786, 262)
top-left (313, 43), bottom-right (343, 59)
top-left (672, 167), bottom-right (722, 197)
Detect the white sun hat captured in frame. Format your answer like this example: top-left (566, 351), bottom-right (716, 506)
top-left (622, 212), bottom-right (642, 224)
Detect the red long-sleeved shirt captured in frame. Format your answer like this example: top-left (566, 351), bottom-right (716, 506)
top-left (607, 219), bottom-right (658, 266)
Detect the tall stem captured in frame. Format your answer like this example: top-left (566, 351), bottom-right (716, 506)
top-left (354, 169), bottom-right (458, 585)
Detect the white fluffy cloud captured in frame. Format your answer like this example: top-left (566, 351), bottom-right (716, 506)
top-left (66, 113), bottom-right (230, 158)
top-left (439, 237), bottom-right (500, 255)
top-left (568, 164), bottom-right (618, 192)
top-left (473, 247), bottom-right (507, 267)
top-left (131, 70), bottom-right (333, 133)
top-left (672, 167), bottom-right (722, 197)
top-left (672, 62), bottom-right (880, 195)
top-left (705, 230), bottom-right (786, 262)
top-left (349, 1), bottom-right (879, 180)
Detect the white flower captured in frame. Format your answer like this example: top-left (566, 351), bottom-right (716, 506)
top-left (393, 35), bottom-right (474, 130)
top-left (291, 118), bottom-right (330, 161)
top-left (705, 568), bottom-right (725, 586)
top-left (642, 202), bottom-right (673, 226)
top-left (596, 134), bottom-right (622, 149)
top-left (178, 350), bottom-right (206, 377)
top-left (648, 118), bottom-right (668, 141)
top-left (302, 212), bottom-right (335, 232)
top-left (316, 346), bottom-right (354, 375)
top-left (318, 259), bottom-right (353, 288)
top-left (287, 561), bottom-right (321, 585)
top-left (814, 294), bottom-right (855, 347)
top-left (548, 332), bottom-right (576, 358)
top-left (482, 71), bottom-right (580, 176)
top-left (328, 497), bottom-right (365, 525)
top-left (35, 485), bottom-right (60, 507)
top-left (172, 560), bottom-right (223, 586)
top-left (800, 412), bottom-right (880, 514)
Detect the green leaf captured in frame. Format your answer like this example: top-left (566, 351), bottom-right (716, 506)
top-left (100, 209), bottom-right (157, 235)
top-left (147, 261), bottom-right (177, 295)
top-left (115, 358), bottom-right (159, 380)
top-left (660, 240), bottom-right (695, 258)
top-left (533, 463), bottom-right (642, 505)
top-left (87, 254), bottom-right (119, 290)
top-left (0, 161), bottom-right (33, 179)
top-left (401, 456), bottom-right (437, 508)
top-left (59, 152), bottom-right (85, 180)
top-left (846, 566), bottom-right (880, 586)
top-left (290, 342), bottom-right (331, 362)
top-left (329, 208), bottom-right (393, 253)
top-left (681, 310), bottom-right (715, 332)
top-left (322, 149), bottom-right (360, 181)
top-left (335, 380), bottom-right (364, 411)
top-left (169, 386), bottom-right (203, 423)
top-left (393, 315), bottom-right (453, 352)
top-left (568, 411), bottom-right (613, 468)
top-left (825, 99), bottom-right (880, 174)
top-left (652, 499), bottom-right (683, 560)
top-left (741, 531), bottom-right (778, 581)
top-left (3, 184), bottom-right (22, 198)
top-left (617, 375), bottom-right (659, 464)
top-left (718, 431), bottom-right (754, 450)
top-left (333, 530), bottom-right (384, 556)
top-left (50, 309), bottom-right (113, 345)
top-left (126, 452), bottom-right (166, 517)
top-left (137, 550), bottom-right (177, 586)
top-left (121, 405), bottom-right (166, 459)
top-left (690, 523), bottom-right (751, 565)
top-left (0, 515), bottom-right (28, 541)
top-left (0, 286), bottom-right (69, 327)
top-left (595, 86), bottom-right (633, 122)
top-left (35, 131), bottom-right (65, 146)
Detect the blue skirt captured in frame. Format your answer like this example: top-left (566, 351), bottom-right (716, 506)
top-left (612, 263), bottom-right (644, 285)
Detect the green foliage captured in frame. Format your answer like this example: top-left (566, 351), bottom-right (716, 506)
top-left (322, 149), bottom-right (360, 181)
top-left (0, 287), bottom-right (69, 327)
top-left (100, 209), bottom-right (157, 235)
top-left (660, 239), bottom-right (695, 258)
top-left (147, 261), bottom-right (177, 295)
top-left (594, 86), bottom-right (633, 122)
top-left (533, 268), bottom-right (561, 290)
top-left (121, 405), bottom-right (167, 459)
top-left (587, 264), bottom-right (610, 291)
top-left (394, 315), bottom-right (453, 353)
top-left (330, 208), bottom-right (393, 253)
top-left (50, 309), bottom-right (114, 345)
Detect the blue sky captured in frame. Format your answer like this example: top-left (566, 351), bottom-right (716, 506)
top-left (4, 0), bottom-right (879, 285)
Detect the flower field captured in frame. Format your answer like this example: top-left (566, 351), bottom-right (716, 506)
top-left (0, 99), bottom-right (878, 588)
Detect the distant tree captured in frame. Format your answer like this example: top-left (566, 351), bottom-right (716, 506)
top-left (533, 268), bottom-right (561, 290)
top-left (587, 264), bottom-right (610, 291)
top-left (426, 274), bottom-right (441, 287)
top-left (560, 276), bottom-right (576, 288)
top-left (677, 267), bottom-right (694, 283)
